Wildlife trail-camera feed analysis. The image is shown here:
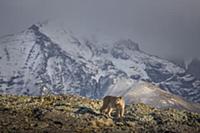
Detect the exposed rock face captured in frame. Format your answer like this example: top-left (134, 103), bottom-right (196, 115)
top-left (0, 22), bottom-right (200, 103)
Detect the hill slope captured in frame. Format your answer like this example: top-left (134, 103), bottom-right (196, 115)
top-left (0, 94), bottom-right (200, 133)
top-left (124, 82), bottom-right (200, 113)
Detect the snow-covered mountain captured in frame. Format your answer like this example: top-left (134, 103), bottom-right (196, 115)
top-left (0, 21), bottom-right (200, 103)
top-left (168, 57), bottom-right (200, 80)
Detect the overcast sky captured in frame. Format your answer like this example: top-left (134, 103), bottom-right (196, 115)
top-left (0, 0), bottom-right (200, 59)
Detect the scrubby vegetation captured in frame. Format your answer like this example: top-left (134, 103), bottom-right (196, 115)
top-left (0, 94), bottom-right (200, 133)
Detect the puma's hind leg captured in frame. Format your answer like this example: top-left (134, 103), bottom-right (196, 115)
top-left (107, 107), bottom-right (113, 117)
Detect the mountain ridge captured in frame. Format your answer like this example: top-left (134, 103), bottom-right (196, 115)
top-left (0, 21), bottom-right (200, 105)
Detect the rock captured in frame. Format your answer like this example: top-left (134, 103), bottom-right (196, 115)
top-left (126, 121), bottom-right (136, 127)
top-left (37, 122), bottom-right (49, 129)
top-left (54, 106), bottom-right (68, 111)
top-left (90, 118), bottom-right (114, 127)
top-left (75, 106), bottom-right (98, 115)
top-left (115, 122), bottom-right (124, 126)
top-left (32, 108), bottom-right (45, 120)
top-left (53, 121), bottom-right (63, 128)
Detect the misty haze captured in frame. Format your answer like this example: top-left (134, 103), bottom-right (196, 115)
top-left (0, 0), bottom-right (200, 132)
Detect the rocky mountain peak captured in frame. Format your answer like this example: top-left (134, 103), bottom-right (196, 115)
top-left (28, 24), bottom-right (40, 31)
top-left (113, 39), bottom-right (140, 51)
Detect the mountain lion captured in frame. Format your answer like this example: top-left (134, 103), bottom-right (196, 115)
top-left (100, 96), bottom-right (125, 118)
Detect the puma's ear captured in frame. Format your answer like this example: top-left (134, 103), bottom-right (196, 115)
top-left (119, 96), bottom-right (123, 99)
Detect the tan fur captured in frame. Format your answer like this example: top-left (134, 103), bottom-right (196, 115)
top-left (100, 96), bottom-right (125, 118)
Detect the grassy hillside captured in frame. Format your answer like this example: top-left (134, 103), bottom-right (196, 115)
top-left (0, 94), bottom-right (200, 133)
